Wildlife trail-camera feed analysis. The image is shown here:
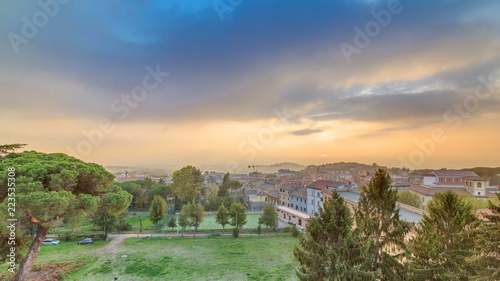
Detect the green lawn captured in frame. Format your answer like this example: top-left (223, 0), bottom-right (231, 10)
top-left (61, 235), bottom-right (298, 281)
top-left (35, 240), bottom-right (110, 264)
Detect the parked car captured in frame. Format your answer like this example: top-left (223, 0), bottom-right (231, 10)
top-left (77, 238), bottom-right (94, 245)
top-left (42, 239), bottom-right (60, 245)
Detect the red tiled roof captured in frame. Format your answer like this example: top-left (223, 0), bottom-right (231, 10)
top-left (307, 180), bottom-right (333, 190)
top-left (432, 170), bottom-right (478, 177)
top-left (409, 184), bottom-right (470, 196)
top-left (267, 190), bottom-right (281, 199)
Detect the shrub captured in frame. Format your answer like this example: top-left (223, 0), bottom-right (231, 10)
top-left (292, 225), bottom-right (300, 237)
top-left (283, 226), bottom-right (293, 233)
top-left (257, 225), bottom-right (262, 235)
top-left (116, 222), bottom-right (133, 231)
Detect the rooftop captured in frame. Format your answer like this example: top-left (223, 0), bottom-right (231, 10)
top-left (432, 170), bottom-right (478, 177)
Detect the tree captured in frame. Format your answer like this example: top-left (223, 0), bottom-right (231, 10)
top-left (171, 166), bottom-right (203, 203)
top-left (229, 202), bottom-right (247, 230)
top-left (397, 190), bottom-right (422, 209)
top-left (295, 192), bottom-right (374, 280)
top-left (473, 193), bottom-right (500, 280)
top-left (408, 191), bottom-right (481, 280)
top-left (218, 173), bottom-right (243, 197)
top-left (178, 212), bottom-right (189, 236)
top-left (149, 195), bottom-right (167, 231)
top-left (259, 203), bottom-right (277, 233)
top-left (167, 216), bottom-right (177, 231)
top-left (355, 168), bottom-right (409, 280)
top-left (215, 204), bottom-right (229, 235)
top-left (0, 143), bottom-right (26, 156)
top-left (0, 151), bottom-right (129, 280)
top-left (92, 209), bottom-right (117, 234)
top-left (181, 201), bottom-right (205, 238)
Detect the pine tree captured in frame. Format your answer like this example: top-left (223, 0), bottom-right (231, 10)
top-left (355, 168), bottom-right (409, 280)
top-left (409, 191), bottom-right (481, 280)
top-left (294, 192), bottom-right (375, 281)
top-left (471, 193), bottom-right (500, 280)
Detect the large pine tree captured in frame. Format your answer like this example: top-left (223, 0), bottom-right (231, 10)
top-left (409, 191), bottom-right (481, 280)
top-left (355, 168), bottom-right (409, 280)
top-left (470, 193), bottom-right (500, 280)
top-left (295, 192), bottom-right (374, 280)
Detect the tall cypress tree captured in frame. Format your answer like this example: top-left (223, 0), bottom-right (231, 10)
top-left (409, 191), bottom-right (480, 280)
top-left (295, 192), bottom-right (374, 280)
top-left (355, 168), bottom-right (409, 280)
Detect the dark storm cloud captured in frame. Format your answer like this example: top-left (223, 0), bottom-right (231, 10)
top-left (1, 0), bottom-right (499, 126)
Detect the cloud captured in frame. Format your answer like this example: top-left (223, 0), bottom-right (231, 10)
top-left (289, 128), bottom-right (325, 136)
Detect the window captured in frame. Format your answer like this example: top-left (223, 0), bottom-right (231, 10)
top-left (478, 192), bottom-right (481, 196)
top-left (477, 182), bottom-right (482, 188)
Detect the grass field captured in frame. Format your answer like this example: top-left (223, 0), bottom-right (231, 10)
top-left (37, 235), bottom-right (299, 280)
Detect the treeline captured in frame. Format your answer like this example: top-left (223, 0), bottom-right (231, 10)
top-left (295, 169), bottom-right (500, 280)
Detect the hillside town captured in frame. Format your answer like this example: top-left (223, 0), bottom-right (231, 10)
top-left (114, 164), bottom-right (500, 230)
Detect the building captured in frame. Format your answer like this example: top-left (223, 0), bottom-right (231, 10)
top-left (279, 184), bottom-right (301, 207)
top-left (267, 189), bottom-right (281, 205)
top-left (410, 170), bottom-right (496, 206)
top-left (306, 180), bottom-right (333, 215)
top-left (276, 206), bottom-right (311, 229)
top-left (290, 186), bottom-right (308, 213)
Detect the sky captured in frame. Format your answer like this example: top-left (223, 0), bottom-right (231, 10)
top-left (1, 0), bottom-right (500, 171)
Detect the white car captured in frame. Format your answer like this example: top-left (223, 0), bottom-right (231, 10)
top-left (42, 239), bottom-right (60, 245)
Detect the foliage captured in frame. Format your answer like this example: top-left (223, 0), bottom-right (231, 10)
top-left (180, 201), bottom-right (205, 237)
top-left (215, 204), bottom-right (229, 234)
top-left (149, 195), bottom-right (167, 230)
top-left (171, 166), bottom-right (203, 203)
top-left (0, 143), bottom-right (26, 156)
top-left (291, 225), bottom-right (299, 237)
top-left (232, 227), bottom-right (239, 238)
top-left (295, 192), bottom-right (374, 280)
top-left (117, 179), bottom-right (170, 210)
top-left (458, 193), bottom-right (490, 211)
top-left (0, 151), bottom-right (128, 280)
top-left (167, 216), bottom-right (177, 230)
top-left (355, 168), bottom-right (409, 280)
top-left (217, 173), bottom-right (243, 197)
top-left (259, 203), bottom-right (277, 232)
top-left (91, 209), bottom-right (117, 234)
top-left (228, 202), bottom-right (247, 229)
top-left (203, 195), bottom-right (236, 211)
top-left (100, 186), bottom-right (133, 215)
top-left (397, 190), bottom-right (422, 209)
top-left (408, 191), bottom-right (481, 280)
top-left (178, 212), bottom-right (189, 234)
top-left (470, 193), bottom-right (500, 280)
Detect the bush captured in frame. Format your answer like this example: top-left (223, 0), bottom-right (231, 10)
top-left (116, 222), bottom-right (133, 231)
top-left (257, 225), bottom-right (262, 235)
top-left (292, 225), bottom-right (299, 237)
top-left (283, 226), bottom-right (293, 233)
top-left (232, 228), bottom-right (239, 238)
top-left (57, 232), bottom-right (73, 242)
